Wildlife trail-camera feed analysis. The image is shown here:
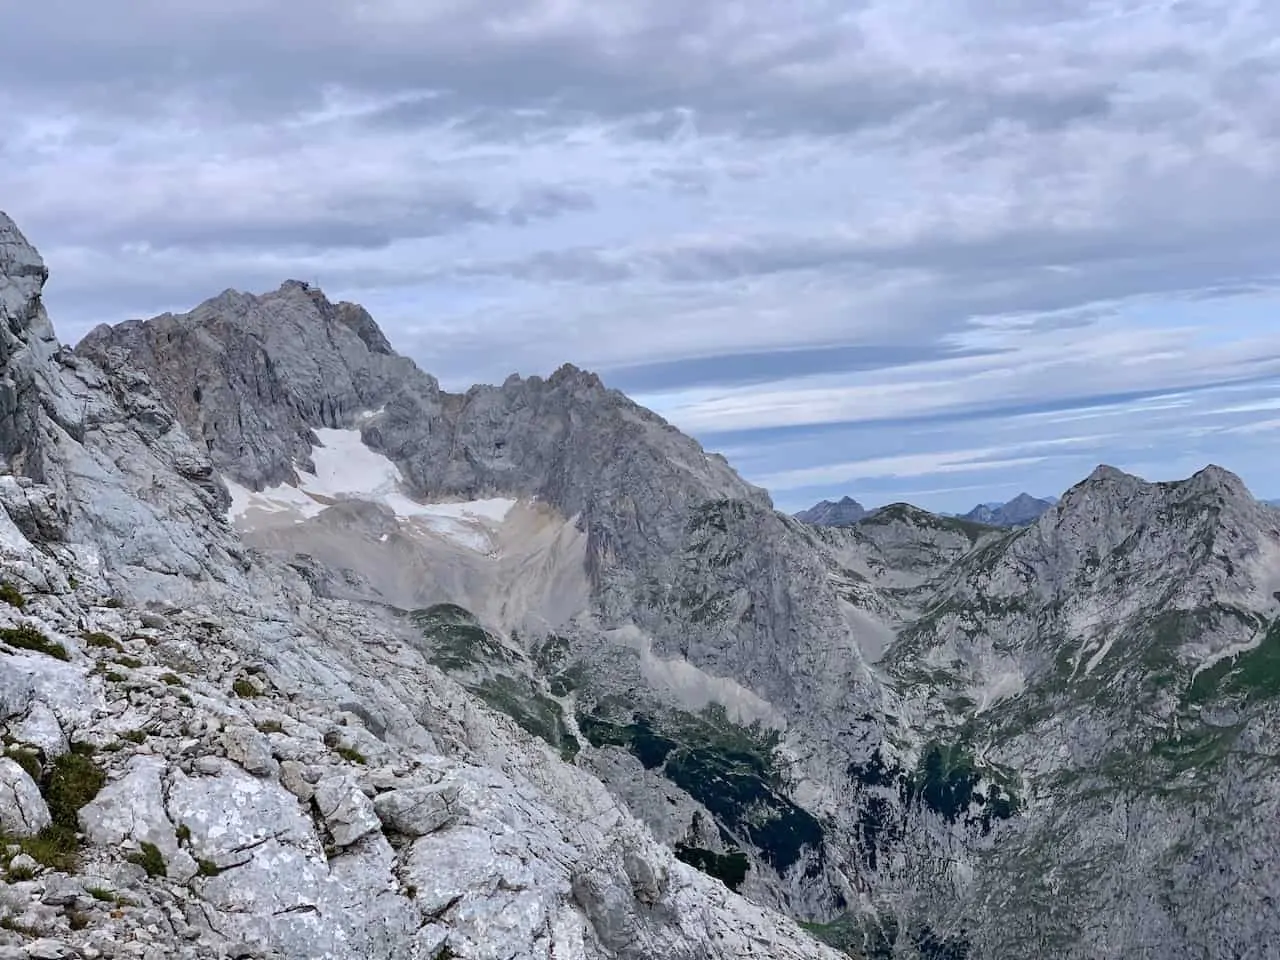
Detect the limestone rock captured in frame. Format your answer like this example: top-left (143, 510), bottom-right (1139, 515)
top-left (221, 726), bottom-right (279, 779)
top-left (0, 757), bottom-right (51, 837)
top-left (371, 783), bottom-right (457, 837)
top-left (78, 756), bottom-right (195, 882)
top-left (312, 776), bottom-right (380, 848)
top-left (7, 206), bottom-right (1280, 959)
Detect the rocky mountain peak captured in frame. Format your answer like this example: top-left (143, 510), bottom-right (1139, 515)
top-left (1058, 462), bottom-right (1259, 527)
top-left (547, 361), bottom-right (605, 391)
top-left (78, 280), bottom-right (425, 490)
top-left (794, 495), bottom-right (867, 527)
top-left (1057, 463), bottom-right (1149, 512)
top-left (0, 213), bottom-right (81, 483)
top-left (1183, 462), bottom-right (1253, 501)
top-left (0, 213), bottom-right (49, 316)
top-left (962, 492), bottom-right (1055, 527)
top-left (1, 209), bottom-right (853, 960)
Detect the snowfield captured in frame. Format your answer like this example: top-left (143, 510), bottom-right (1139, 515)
top-left (225, 427), bottom-right (516, 552)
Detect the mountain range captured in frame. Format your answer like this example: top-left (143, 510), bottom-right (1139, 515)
top-left (958, 493), bottom-right (1057, 527)
top-left (3, 208), bottom-right (1280, 959)
top-left (797, 493), bottom-right (1058, 529)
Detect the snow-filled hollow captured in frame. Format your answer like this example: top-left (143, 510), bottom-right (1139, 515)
top-left (224, 427), bottom-right (516, 552)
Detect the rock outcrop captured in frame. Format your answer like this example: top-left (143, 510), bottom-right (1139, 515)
top-left (2, 212), bottom-right (847, 960)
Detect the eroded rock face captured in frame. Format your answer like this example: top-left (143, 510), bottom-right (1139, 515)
top-left (0, 758), bottom-right (50, 838)
top-left (77, 264), bottom-right (890, 918)
top-left (1, 209), bottom-right (843, 960)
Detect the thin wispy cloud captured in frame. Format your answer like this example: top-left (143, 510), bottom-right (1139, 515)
top-left (3, 0), bottom-right (1279, 511)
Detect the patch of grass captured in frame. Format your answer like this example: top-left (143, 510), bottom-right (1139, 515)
top-left (559, 735), bottom-right (581, 763)
top-left (114, 656), bottom-right (143, 669)
top-left (256, 720), bottom-right (285, 735)
top-left (104, 671), bottom-right (126, 683)
top-left (85, 886), bottom-right (118, 903)
top-left (0, 624), bottom-right (68, 660)
top-left (127, 841), bottom-right (165, 878)
top-left (1185, 618), bottom-right (1280, 707)
top-left (412, 604), bottom-right (518, 671)
top-left (579, 703), bottom-right (825, 875)
top-left (548, 662), bottom-right (587, 698)
top-left (44, 744), bottom-right (107, 834)
top-left (335, 745), bottom-right (366, 765)
top-left (0, 581), bottom-right (25, 608)
top-left (175, 823), bottom-right (191, 843)
top-left (798, 914), bottom-right (866, 955)
top-left (196, 857), bottom-right (220, 877)
top-left (463, 674), bottom-right (582, 760)
top-left (907, 741), bottom-right (1020, 831)
top-left (102, 598), bottom-right (123, 609)
top-left (533, 634), bottom-right (571, 674)
top-left (1148, 723), bottom-right (1245, 774)
top-left (231, 678), bottom-right (259, 698)
top-left (82, 631), bottom-right (121, 651)
top-left (4, 825), bottom-right (79, 871)
top-left (0, 916), bottom-right (41, 936)
top-left (861, 502), bottom-right (997, 542)
top-left (159, 672), bottom-right (183, 687)
top-left (5, 862), bottom-right (37, 881)
top-left (120, 729), bottom-right (148, 744)
top-left (577, 713), bottom-right (678, 769)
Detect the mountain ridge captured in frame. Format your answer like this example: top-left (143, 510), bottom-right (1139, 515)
top-left (797, 492), bottom-right (1059, 530)
top-left (1, 210), bottom-right (850, 960)
top-left (7, 214), bottom-right (1280, 958)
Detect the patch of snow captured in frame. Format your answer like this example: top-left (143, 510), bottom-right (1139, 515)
top-left (225, 477), bottom-right (324, 522)
top-left (225, 427), bottom-right (516, 552)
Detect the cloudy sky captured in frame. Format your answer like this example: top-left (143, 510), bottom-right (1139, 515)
top-left (4, 0), bottom-right (1280, 513)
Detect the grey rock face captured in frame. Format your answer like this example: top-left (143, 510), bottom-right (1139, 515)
top-left (2, 210), bottom-right (842, 960)
top-left (372, 783), bottom-right (458, 837)
top-left (78, 281), bottom-right (420, 491)
top-left (79, 281), bottom-right (883, 915)
top-left (795, 495), bottom-right (867, 527)
top-left (0, 758), bottom-right (51, 837)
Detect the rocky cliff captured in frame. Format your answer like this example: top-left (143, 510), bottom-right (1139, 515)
top-left (1, 211), bottom-right (850, 960)
top-left (6, 205), bottom-right (1280, 959)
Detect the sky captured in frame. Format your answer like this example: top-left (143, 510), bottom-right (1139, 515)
top-left (3, 1), bottom-right (1280, 515)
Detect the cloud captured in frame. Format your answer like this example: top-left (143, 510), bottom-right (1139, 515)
top-left (4, 0), bottom-right (1280, 508)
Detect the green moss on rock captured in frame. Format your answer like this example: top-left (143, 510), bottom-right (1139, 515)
top-left (0, 624), bottom-right (68, 660)
top-left (0, 581), bottom-right (25, 608)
